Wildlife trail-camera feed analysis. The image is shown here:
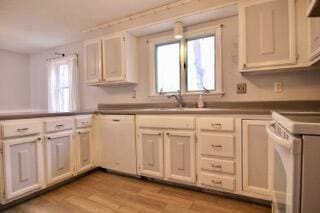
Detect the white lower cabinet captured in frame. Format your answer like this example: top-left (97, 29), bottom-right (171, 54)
top-left (75, 128), bottom-right (93, 173)
top-left (197, 117), bottom-right (236, 192)
top-left (3, 136), bottom-right (44, 200)
top-left (137, 116), bottom-right (196, 185)
top-left (45, 131), bottom-right (74, 185)
top-left (138, 129), bottom-right (164, 178)
top-left (164, 131), bottom-right (196, 184)
top-left (242, 120), bottom-right (271, 199)
top-left (100, 115), bottom-right (137, 175)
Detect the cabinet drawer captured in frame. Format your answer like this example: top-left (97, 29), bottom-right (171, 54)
top-left (200, 134), bottom-right (235, 158)
top-left (199, 173), bottom-right (235, 191)
top-left (75, 115), bottom-right (93, 128)
top-left (200, 158), bottom-right (235, 174)
top-left (45, 118), bottom-right (73, 133)
top-left (198, 118), bottom-right (234, 132)
top-left (2, 121), bottom-right (42, 138)
top-left (138, 116), bottom-right (195, 130)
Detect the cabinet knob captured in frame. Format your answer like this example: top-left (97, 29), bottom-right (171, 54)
top-left (38, 137), bottom-right (42, 141)
top-left (158, 133), bottom-right (162, 136)
top-left (243, 64), bottom-right (247, 68)
top-left (166, 133), bottom-right (170, 136)
top-left (47, 137), bottom-right (51, 140)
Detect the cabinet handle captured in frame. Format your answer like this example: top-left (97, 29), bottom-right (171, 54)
top-left (158, 133), bottom-right (162, 136)
top-left (81, 121), bottom-right (88, 124)
top-left (38, 137), bottom-right (42, 141)
top-left (78, 132), bottom-right (81, 135)
top-left (166, 133), bottom-right (170, 136)
top-left (17, 128), bottom-right (29, 133)
top-left (211, 164), bottom-right (222, 169)
top-left (211, 180), bottom-right (222, 185)
top-left (47, 137), bottom-right (51, 140)
top-left (211, 144), bottom-right (222, 149)
top-left (148, 163), bottom-right (154, 166)
top-left (211, 123), bottom-right (222, 128)
top-left (112, 119), bottom-right (120, 122)
top-left (56, 124), bottom-right (64, 128)
top-left (177, 168), bottom-right (184, 171)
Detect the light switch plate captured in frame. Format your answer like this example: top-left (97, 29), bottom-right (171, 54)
top-left (237, 83), bottom-right (247, 94)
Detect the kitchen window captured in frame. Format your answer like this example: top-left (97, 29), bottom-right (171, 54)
top-left (47, 55), bottom-right (79, 112)
top-left (149, 25), bottom-right (222, 96)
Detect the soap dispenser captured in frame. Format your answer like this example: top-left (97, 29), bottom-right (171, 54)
top-left (197, 94), bottom-right (204, 108)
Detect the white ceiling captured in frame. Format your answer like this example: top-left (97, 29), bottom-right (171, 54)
top-left (0, 0), bottom-right (177, 54)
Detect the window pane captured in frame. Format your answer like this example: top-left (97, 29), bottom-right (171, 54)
top-left (58, 64), bottom-right (69, 88)
top-left (187, 35), bottom-right (215, 92)
top-left (58, 88), bottom-right (70, 112)
top-left (156, 42), bottom-right (180, 93)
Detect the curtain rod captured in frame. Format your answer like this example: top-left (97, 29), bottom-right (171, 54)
top-left (47, 52), bottom-right (78, 61)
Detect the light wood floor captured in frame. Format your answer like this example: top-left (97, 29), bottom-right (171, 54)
top-left (5, 171), bottom-right (271, 213)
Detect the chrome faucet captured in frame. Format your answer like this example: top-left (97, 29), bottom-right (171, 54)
top-left (168, 90), bottom-right (183, 108)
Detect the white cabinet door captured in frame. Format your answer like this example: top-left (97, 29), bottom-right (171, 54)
top-left (164, 131), bottom-right (196, 184)
top-left (100, 115), bottom-right (137, 175)
top-left (84, 39), bottom-right (102, 84)
top-left (3, 136), bottom-right (44, 200)
top-left (138, 130), bottom-right (164, 178)
top-left (102, 34), bottom-right (125, 82)
top-left (242, 120), bottom-right (271, 199)
top-left (309, 17), bottom-right (320, 64)
top-left (239, 0), bottom-right (296, 71)
top-left (45, 132), bottom-right (74, 185)
top-left (76, 128), bottom-right (93, 173)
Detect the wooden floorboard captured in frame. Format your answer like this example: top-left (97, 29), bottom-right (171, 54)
top-left (5, 171), bottom-right (271, 213)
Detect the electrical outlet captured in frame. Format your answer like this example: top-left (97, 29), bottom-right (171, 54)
top-left (274, 81), bottom-right (283, 93)
top-left (237, 83), bottom-right (247, 94)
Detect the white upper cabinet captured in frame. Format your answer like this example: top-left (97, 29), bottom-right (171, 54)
top-left (239, 0), bottom-right (297, 72)
top-left (84, 39), bottom-right (102, 84)
top-left (84, 32), bottom-right (138, 85)
top-left (164, 131), bottom-right (196, 184)
top-left (309, 17), bottom-right (320, 64)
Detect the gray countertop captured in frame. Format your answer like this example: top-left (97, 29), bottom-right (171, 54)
top-left (0, 100), bottom-right (319, 120)
top-left (0, 110), bottom-right (95, 120)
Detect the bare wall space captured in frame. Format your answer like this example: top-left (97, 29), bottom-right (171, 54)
top-left (0, 50), bottom-right (30, 111)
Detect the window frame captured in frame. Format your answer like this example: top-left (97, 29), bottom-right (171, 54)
top-left (149, 25), bottom-right (223, 97)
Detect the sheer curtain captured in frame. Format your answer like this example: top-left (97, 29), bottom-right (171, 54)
top-left (47, 54), bottom-right (79, 112)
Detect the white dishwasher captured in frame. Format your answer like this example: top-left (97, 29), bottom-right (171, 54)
top-left (100, 115), bottom-right (137, 175)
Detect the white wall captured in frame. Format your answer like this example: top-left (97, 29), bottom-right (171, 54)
top-left (0, 50), bottom-right (31, 111)
top-left (29, 15), bottom-right (320, 110)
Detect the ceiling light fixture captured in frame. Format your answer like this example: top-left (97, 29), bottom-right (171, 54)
top-left (174, 22), bottom-right (184, 39)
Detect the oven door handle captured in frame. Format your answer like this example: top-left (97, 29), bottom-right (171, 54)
top-left (266, 121), bottom-right (293, 150)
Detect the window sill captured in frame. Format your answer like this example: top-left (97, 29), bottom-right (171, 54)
top-left (148, 92), bottom-right (224, 98)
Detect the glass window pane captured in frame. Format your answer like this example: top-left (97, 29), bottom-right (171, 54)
top-left (58, 64), bottom-right (69, 88)
top-left (156, 42), bottom-right (180, 93)
top-left (58, 88), bottom-right (70, 112)
top-left (186, 35), bottom-right (215, 92)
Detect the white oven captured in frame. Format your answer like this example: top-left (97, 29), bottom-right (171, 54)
top-left (268, 111), bottom-right (320, 213)
top-left (266, 121), bottom-right (302, 213)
